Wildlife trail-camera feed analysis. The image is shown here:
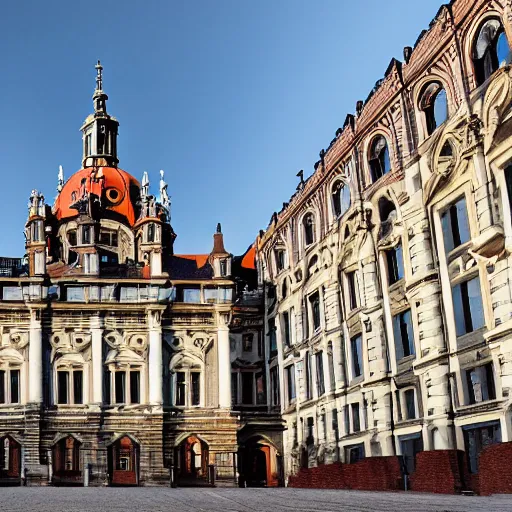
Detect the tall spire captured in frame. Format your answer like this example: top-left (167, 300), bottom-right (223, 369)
top-left (81, 61), bottom-right (119, 168)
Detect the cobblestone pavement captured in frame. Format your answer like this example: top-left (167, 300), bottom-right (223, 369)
top-left (1, 487), bottom-right (512, 512)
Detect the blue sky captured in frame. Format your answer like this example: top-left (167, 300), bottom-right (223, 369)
top-left (0, 0), bottom-right (442, 257)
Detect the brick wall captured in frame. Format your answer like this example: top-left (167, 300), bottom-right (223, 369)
top-left (478, 442), bottom-right (512, 496)
top-left (409, 450), bottom-right (466, 494)
top-left (288, 457), bottom-right (402, 491)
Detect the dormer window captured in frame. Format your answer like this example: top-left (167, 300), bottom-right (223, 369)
top-left (473, 18), bottom-right (511, 86)
top-left (369, 136), bottom-right (391, 182)
top-left (332, 181), bottom-right (351, 218)
top-left (419, 82), bottom-right (448, 135)
top-left (220, 259), bottom-right (227, 277)
top-left (303, 213), bottom-right (316, 247)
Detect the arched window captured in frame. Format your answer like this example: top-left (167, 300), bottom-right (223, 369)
top-left (419, 82), bottom-right (448, 135)
top-left (332, 181), bottom-right (351, 218)
top-left (473, 19), bottom-right (511, 86)
top-left (303, 213), bottom-right (316, 247)
top-left (368, 136), bottom-right (391, 182)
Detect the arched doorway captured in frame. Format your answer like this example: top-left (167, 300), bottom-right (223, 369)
top-left (239, 437), bottom-right (280, 487)
top-left (175, 435), bottom-right (209, 486)
top-left (108, 435), bottom-right (139, 486)
top-left (52, 435), bottom-right (82, 486)
top-left (0, 435), bottom-right (21, 486)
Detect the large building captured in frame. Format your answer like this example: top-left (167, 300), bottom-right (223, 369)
top-left (2, 0), bottom-right (512, 495)
top-left (256, 0), bottom-right (512, 495)
top-left (0, 62), bottom-right (283, 487)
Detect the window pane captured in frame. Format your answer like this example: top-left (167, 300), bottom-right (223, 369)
top-left (191, 372), bottom-right (200, 406)
top-left (130, 371), bottom-right (140, 404)
top-left (404, 389), bottom-right (416, 420)
top-left (10, 370), bottom-right (20, 404)
top-left (176, 372), bottom-right (186, 406)
top-left (351, 336), bottom-right (363, 378)
top-left (467, 277), bottom-right (485, 331)
top-left (115, 371), bottom-right (126, 404)
top-left (395, 244), bottom-right (404, 280)
top-left (204, 288), bottom-right (218, 303)
top-left (497, 31), bottom-right (511, 67)
top-left (455, 198), bottom-right (470, 246)
top-left (393, 314), bottom-right (404, 361)
top-left (441, 210), bottom-right (455, 253)
top-left (241, 373), bottom-right (254, 405)
top-left (315, 352), bottom-right (325, 396)
top-left (401, 310), bottom-right (415, 357)
top-left (287, 366), bottom-right (295, 402)
top-left (452, 283), bottom-right (467, 336)
top-left (433, 89), bottom-right (448, 127)
top-left (73, 370), bottom-right (83, 405)
top-left (255, 372), bottom-right (266, 405)
top-left (57, 371), bottom-right (69, 404)
top-left (352, 403), bottom-right (360, 432)
top-left (183, 288), bottom-right (201, 303)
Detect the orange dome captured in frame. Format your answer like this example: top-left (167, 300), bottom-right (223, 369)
top-left (53, 167), bottom-right (140, 226)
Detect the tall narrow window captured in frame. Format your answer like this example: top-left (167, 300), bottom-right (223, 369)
top-left (473, 19), bottom-right (511, 86)
top-left (393, 310), bottom-right (415, 360)
top-left (286, 365), bottom-right (296, 404)
top-left (10, 369), bottom-right (19, 404)
top-left (0, 370), bottom-right (5, 404)
top-left (466, 363), bottom-right (496, 404)
top-left (175, 372), bottom-right (186, 406)
top-left (130, 371), bottom-right (140, 404)
top-left (452, 277), bottom-right (485, 336)
top-left (315, 352), bottom-right (325, 396)
top-left (115, 371), bottom-right (126, 404)
top-left (369, 135), bottom-right (391, 182)
top-left (303, 213), bottom-right (316, 246)
top-left (283, 311), bottom-right (291, 347)
top-left (306, 417), bottom-right (314, 445)
top-left (82, 225), bottom-right (91, 245)
top-left (305, 352), bottom-right (313, 400)
top-left (270, 367), bottom-right (280, 406)
top-left (419, 82), bottom-right (448, 135)
top-left (231, 373), bottom-right (238, 405)
top-left (268, 318), bottom-right (277, 355)
top-left (241, 372), bottom-right (254, 405)
top-left (190, 372), bottom-right (200, 406)
top-left (441, 197), bottom-right (470, 252)
top-left (332, 181), bottom-right (351, 218)
top-left (309, 292), bottom-right (321, 332)
top-left (73, 370), bottom-right (83, 405)
top-left (346, 271), bottom-right (359, 311)
top-left (350, 335), bottom-right (363, 378)
top-left (351, 403), bottom-right (361, 433)
top-left (147, 223), bottom-right (155, 243)
top-left (255, 371), bottom-right (266, 405)
top-left (275, 249), bottom-right (286, 271)
top-left (404, 389), bottom-right (416, 420)
top-left (386, 244), bottom-right (404, 285)
top-left (57, 371), bottom-right (69, 404)
top-left (328, 342), bottom-right (336, 391)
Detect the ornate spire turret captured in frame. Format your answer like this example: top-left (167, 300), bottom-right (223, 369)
top-left (57, 165), bottom-right (64, 193)
top-left (80, 61), bottom-right (119, 168)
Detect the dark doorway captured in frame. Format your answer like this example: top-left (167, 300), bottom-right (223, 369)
top-left (108, 435), bottom-right (139, 486)
top-left (239, 437), bottom-right (279, 487)
top-left (175, 436), bottom-right (209, 486)
top-left (52, 435), bottom-right (82, 486)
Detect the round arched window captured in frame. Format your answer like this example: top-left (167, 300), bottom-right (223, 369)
top-left (419, 82), bottom-right (448, 135)
top-left (368, 136), bottom-right (391, 182)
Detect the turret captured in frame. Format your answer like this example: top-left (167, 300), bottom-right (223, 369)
top-left (210, 223), bottom-right (231, 278)
top-left (25, 189), bottom-right (47, 276)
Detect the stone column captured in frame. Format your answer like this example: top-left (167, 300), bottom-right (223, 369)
top-left (217, 312), bottom-right (231, 408)
top-left (90, 316), bottom-right (103, 405)
top-left (28, 309), bottom-right (42, 403)
top-left (148, 309), bottom-right (163, 405)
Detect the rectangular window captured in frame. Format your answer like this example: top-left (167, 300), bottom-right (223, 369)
top-left (3, 286), bottom-right (23, 301)
top-left (191, 372), bottom-right (200, 406)
top-left (0, 370), bottom-right (4, 403)
top-left (255, 371), bottom-right (266, 405)
top-left (57, 371), bottom-right (69, 404)
top-left (73, 370), bottom-right (83, 405)
top-left (231, 373), bottom-right (238, 405)
top-left (130, 371), bottom-right (140, 404)
top-left (286, 365), bottom-right (296, 404)
top-left (306, 417), bottom-right (314, 445)
top-left (328, 347), bottom-right (336, 391)
top-left (351, 403), bottom-right (361, 433)
top-left (268, 318), bottom-right (277, 355)
top-left (441, 197), bottom-right (470, 253)
top-left (276, 249), bottom-right (286, 271)
top-left (315, 352), bottom-right (325, 396)
top-left (115, 371), bottom-right (126, 404)
top-left (241, 372), bottom-right (254, 405)
top-left (176, 372), bottom-right (186, 406)
top-left (332, 409), bottom-right (339, 436)
top-left (452, 277), bottom-right (485, 336)
top-left (393, 309), bottom-right (415, 360)
top-left (283, 311), bottom-right (291, 347)
top-left (400, 434), bottom-right (423, 474)
top-left (346, 271), bottom-right (359, 311)
top-left (463, 421), bottom-right (501, 473)
top-left (309, 292), bottom-right (321, 332)
top-left (270, 367), bottom-right (280, 406)
top-left (182, 287), bottom-right (201, 303)
top-left (305, 352), bottom-right (313, 400)
top-left (350, 335), bottom-right (363, 378)
top-left (345, 443), bottom-right (365, 464)
top-left (242, 333), bottom-right (253, 352)
top-left (404, 389), bottom-right (416, 420)
top-left (67, 286), bottom-right (85, 302)
top-left (466, 363), bottom-right (496, 404)
top-left (82, 225), bottom-right (91, 245)
top-left (219, 259), bottom-right (227, 276)
top-left (10, 369), bottom-right (20, 404)
top-left (386, 244), bottom-right (404, 285)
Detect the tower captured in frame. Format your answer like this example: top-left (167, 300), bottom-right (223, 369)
top-left (80, 61), bottom-right (119, 168)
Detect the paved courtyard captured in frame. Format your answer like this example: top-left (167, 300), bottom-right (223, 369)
top-left (1, 487), bottom-right (512, 512)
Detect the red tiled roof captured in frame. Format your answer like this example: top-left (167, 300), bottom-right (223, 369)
top-left (241, 245), bottom-right (256, 270)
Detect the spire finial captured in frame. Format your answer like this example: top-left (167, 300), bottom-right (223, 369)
top-left (95, 60), bottom-right (103, 91)
top-left (216, 223), bottom-right (222, 233)
top-left (57, 165), bottom-right (64, 193)
top-left (159, 170), bottom-right (170, 209)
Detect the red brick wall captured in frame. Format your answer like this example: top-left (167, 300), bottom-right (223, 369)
top-left (479, 442), bottom-right (512, 496)
top-left (409, 450), bottom-right (466, 494)
top-left (288, 457), bottom-right (403, 491)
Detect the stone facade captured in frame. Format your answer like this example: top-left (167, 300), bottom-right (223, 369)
top-left (256, 0), bottom-right (512, 493)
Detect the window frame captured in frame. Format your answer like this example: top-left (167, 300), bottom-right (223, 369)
top-left (0, 367), bottom-right (21, 405)
top-left (109, 365), bottom-right (143, 406)
top-left (368, 135), bottom-right (391, 183)
top-left (55, 366), bottom-right (84, 406)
